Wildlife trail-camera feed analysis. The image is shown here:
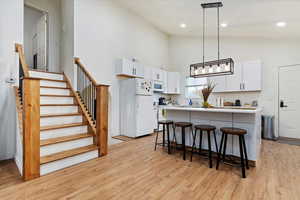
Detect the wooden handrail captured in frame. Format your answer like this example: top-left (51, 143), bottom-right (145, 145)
top-left (74, 57), bottom-right (98, 86)
top-left (15, 43), bottom-right (29, 77)
top-left (74, 57), bottom-right (110, 156)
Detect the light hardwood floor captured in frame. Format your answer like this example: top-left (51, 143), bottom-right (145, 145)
top-left (0, 135), bottom-right (300, 200)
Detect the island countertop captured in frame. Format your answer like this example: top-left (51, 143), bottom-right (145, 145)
top-left (161, 105), bottom-right (262, 114)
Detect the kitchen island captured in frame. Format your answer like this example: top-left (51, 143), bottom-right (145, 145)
top-left (162, 106), bottom-right (262, 164)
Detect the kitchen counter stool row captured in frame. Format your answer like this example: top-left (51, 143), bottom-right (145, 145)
top-left (154, 120), bottom-right (250, 178)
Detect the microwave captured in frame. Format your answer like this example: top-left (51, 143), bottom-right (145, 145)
top-left (153, 81), bottom-right (164, 92)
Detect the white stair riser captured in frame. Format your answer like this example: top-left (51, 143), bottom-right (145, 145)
top-left (41, 126), bottom-right (88, 140)
top-left (40, 96), bottom-right (74, 105)
top-left (40, 137), bottom-right (94, 157)
top-left (40, 116), bottom-right (82, 127)
top-left (40, 150), bottom-right (98, 175)
top-left (40, 80), bottom-right (67, 88)
top-left (41, 106), bottom-right (78, 115)
top-left (29, 71), bottom-right (64, 80)
top-left (40, 88), bottom-right (71, 96)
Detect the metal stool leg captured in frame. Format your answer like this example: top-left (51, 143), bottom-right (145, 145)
top-left (242, 135), bottom-right (249, 169)
top-left (190, 129), bottom-right (197, 162)
top-left (239, 135), bottom-right (246, 178)
top-left (182, 127), bottom-right (186, 160)
top-left (222, 134), bottom-right (228, 161)
top-left (162, 124), bottom-right (165, 147)
top-left (172, 125), bottom-right (177, 150)
top-left (199, 130), bottom-right (203, 155)
top-left (216, 133), bottom-right (225, 170)
top-left (213, 130), bottom-right (218, 153)
top-left (167, 124), bottom-right (171, 154)
top-left (207, 131), bottom-right (212, 168)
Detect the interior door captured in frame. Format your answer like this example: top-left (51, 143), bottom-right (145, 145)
top-left (36, 14), bottom-right (47, 70)
top-left (279, 65), bottom-right (300, 139)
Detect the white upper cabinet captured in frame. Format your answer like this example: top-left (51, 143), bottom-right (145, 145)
top-left (152, 68), bottom-right (165, 82)
top-left (226, 63), bottom-right (243, 92)
top-left (165, 72), bottom-right (181, 94)
top-left (116, 58), bottom-right (144, 78)
top-left (242, 60), bottom-right (262, 91)
top-left (143, 67), bottom-right (153, 80)
top-left (211, 60), bottom-right (262, 93)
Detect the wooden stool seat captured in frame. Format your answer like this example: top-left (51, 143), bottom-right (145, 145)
top-left (220, 127), bottom-right (247, 135)
top-left (158, 120), bottom-right (174, 125)
top-left (195, 125), bottom-right (216, 131)
top-left (175, 122), bottom-right (193, 128)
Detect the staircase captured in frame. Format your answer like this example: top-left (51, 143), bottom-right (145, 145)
top-left (29, 70), bottom-right (99, 175)
top-left (15, 43), bottom-right (109, 180)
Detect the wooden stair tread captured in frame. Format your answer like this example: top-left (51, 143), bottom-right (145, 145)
top-left (29, 69), bottom-right (63, 75)
top-left (40, 145), bottom-right (98, 164)
top-left (41, 104), bottom-right (78, 106)
top-left (40, 94), bottom-right (75, 97)
top-left (39, 78), bottom-right (67, 82)
top-left (41, 122), bottom-right (88, 131)
top-left (41, 113), bottom-right (82, 118)
top-left (40, 86), bottom-right (70, 89)
top-left (40, 133), bottom-right (93, 146)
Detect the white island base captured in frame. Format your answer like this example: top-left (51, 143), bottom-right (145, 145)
top-left (162, 106), bottom-right (262, 165)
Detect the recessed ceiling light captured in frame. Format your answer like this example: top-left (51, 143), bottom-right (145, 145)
top-left (180, 23), bottom-right (187, 28)
top-left (220, 23), bottom-right (228, 28)
top-left (276, 22), bottom-right (286, 27)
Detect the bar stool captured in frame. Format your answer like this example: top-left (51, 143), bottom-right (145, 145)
top-left (190, 125), bottom-right (218, 168)
top-left (154, 120), bottom-right (174, 154)
top-left (216, 127), bottom-right (249, 178)
top-left (174, 122), bottom-right (193, 160)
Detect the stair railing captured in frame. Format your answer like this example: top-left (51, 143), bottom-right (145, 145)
top-left (74, 57), bottom-right (109, 156)
top-left (15, 43), bottom-right (41, 181)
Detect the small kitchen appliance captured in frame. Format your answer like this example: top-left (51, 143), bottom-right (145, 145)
top-left (159, 97), bottom-right (167, 105)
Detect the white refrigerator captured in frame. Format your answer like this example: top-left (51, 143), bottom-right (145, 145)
top-left (120, 78), bottom-right (156, 138)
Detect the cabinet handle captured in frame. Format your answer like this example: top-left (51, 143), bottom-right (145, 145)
top-left (240, 83), bottom-right (242, 90)
top-left (243, 83), bottom-right (245, 90)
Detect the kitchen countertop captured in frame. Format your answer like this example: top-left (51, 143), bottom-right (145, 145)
top-left (160, 105), bottom-right (262, 114)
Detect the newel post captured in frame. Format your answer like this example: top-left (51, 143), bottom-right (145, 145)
top-left (23, 77), bottom-right (40, 180)
top-left (96, 85), bottom-right (109, 156)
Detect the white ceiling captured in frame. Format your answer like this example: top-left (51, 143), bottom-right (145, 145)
top-left (114, 0), bottom-right (300, 38)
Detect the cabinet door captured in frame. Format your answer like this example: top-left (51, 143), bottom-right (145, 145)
top-left (243, 60), bottom-right (262, 91)
top-left (144, 67), bottom-right (153, 80)
top-left (226, 63), bottom-right (243, 92)
top-left (122, 58), bottom-right (134, 75)
top-left (209, 76), bottom-right (226, 93)
top-left (166, 72), bottom-right (181, 94)
top-left (134, 62), bottom-right (144, 78)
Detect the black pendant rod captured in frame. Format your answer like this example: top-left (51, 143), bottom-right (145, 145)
top-left (217, 6), bottom-right (220, 66)
top-left (203, 7), bottom-right (205, 70)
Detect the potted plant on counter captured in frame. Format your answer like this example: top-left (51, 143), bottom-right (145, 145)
top-left (201, 81), bottom-right (216, 108)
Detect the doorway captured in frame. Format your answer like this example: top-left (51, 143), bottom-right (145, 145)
top-left (279, 65), bottom-right (300, 139)
top-left (24, 5), bottom-right (48, 71)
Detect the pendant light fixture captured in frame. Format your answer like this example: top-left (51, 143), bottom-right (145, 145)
top-left (190, 2), bottom-right (234, 78)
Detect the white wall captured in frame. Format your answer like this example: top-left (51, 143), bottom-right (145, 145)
top-left (0, 0), bottom-right (23, 161)
top-left (24, 6), bottom-right (43, 67)
top-left (168, 36), bottom-right (300, 136)
top-left (74, 0), bottom-right (169, 139)
top-left (61, 0), bottom-right (75, 84)
top-left (25, 0), bottom-right (61, 72)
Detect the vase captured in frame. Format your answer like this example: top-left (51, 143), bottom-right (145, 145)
top-left (202, 101), bottom-right (210, 108)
